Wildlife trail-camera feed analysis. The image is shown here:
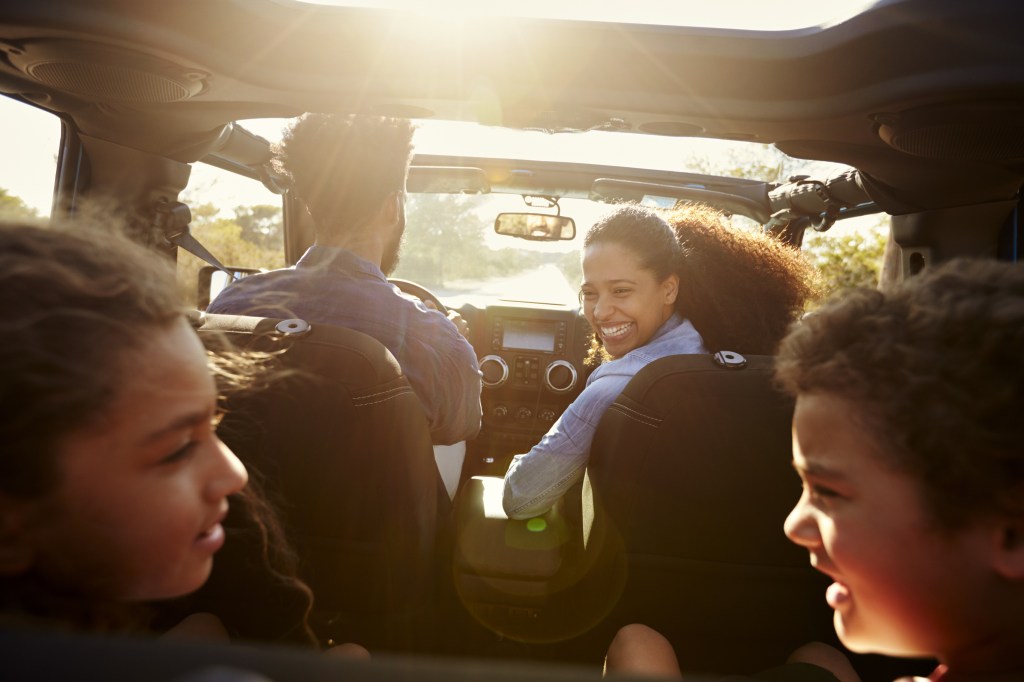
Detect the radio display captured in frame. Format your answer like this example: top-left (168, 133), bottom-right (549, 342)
top-left (502, 319), bottom-right (557, 353)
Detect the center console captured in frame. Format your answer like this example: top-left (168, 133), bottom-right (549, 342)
top-left (467, 303), bottom-right (590, 477)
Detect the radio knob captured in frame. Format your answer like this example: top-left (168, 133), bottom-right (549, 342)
top-left (543, 360), bottom-right (578, 393)
top-left (539, 408), bottom-right (557, 423)
top-left (515, 406), bottom-right (533, 421)
top-left (492, 404), bottom-right (509, 419)
top-left (479, 355), bottom-right (509, 388)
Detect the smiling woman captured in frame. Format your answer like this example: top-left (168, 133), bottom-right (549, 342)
top-left (502, 203), bottom-right (820, 519)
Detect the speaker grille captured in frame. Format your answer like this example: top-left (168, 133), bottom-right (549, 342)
top-left (878, 103), bottom-right (1024, 162)
top-left (10, 40), bottom-right (207, 104)
top-left (25, 60), bottom-right (199, 103)
top-left (882, 122), bottom-right (1024, 161)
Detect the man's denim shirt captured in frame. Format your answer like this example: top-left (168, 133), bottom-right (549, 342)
top-left (502, 314), bottom-right (706, 519)
top-left (207, 245), bottom-right (482, 445)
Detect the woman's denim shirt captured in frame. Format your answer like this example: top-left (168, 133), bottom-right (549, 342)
top-left (502, 314), bottom-right (707, 519)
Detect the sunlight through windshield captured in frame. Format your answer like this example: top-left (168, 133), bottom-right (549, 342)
top-left (288, 0), bottom-right (878, 30)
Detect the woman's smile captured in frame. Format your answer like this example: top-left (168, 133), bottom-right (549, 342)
top-left (581, 242), bottom-right (678, 358)
top-left (600, 322), bottom-right (634, 340)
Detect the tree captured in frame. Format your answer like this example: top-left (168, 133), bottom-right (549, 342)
top-left (0, 188), bottom-right (39, 220)
top-left (803, 218), bottom-right (888, 296)
top-left (685, 146), bottom-right (788, 182)
top-left (396, 194), bottom-right (544, 286)
top-left (233, 204), bottom-right (283, 248)
top-left (175, 204), bottom-right (285, 307)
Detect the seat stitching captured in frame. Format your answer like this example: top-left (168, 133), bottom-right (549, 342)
top-left (611, 402), bottom-right (662, 424)
top-left (354, 395), bottom-right (411, 407)
top-left (608, 404), bottom-right (660, 427)
top-left (353, 386), bottom-right (412, 401)
top-left (355, 386), bottom-right (412, 400)
top-left (353, 389), bottom-right (415, 407)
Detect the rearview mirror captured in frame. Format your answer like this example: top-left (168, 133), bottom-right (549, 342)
top-left (494, 213), bottom-right (576, 241)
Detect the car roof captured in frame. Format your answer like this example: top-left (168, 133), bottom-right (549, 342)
top-left (1, 0), bottom-right (1023, 215)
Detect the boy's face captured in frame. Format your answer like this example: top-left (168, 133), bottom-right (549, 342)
top-left (784, 392), bottom-right (995, 659)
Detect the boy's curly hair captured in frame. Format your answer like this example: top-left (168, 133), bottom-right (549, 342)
top-left (776, 258), bottom-right (1024, 529)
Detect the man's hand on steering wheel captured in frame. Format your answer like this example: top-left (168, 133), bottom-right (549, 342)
top-left (389, 278), bottom-right (470, 339)
top-left (424, 300), bottom-right (470, 339)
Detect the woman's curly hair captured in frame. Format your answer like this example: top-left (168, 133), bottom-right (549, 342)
top-left (776, 258), bottom-right (1024, 529)
top-left (668, 203), bottom-right (821, 355)
top-left (583, 203), bottom-right (820, 363)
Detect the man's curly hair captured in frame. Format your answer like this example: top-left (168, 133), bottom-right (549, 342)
top-left (776, 258), bottom-right (1024, 529)
top-left (274, 113), bottom-right (414, 234)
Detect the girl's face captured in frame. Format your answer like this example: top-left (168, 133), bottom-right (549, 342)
top-left (580, 241), bottom-right (678, 358)
top-left (784, 392), bottom-right (998, 661)
top-left (29, 318), bottom-right (248, 602)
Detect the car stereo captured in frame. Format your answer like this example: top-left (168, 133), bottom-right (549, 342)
top-left (490, 318), bottom-right (567, 354)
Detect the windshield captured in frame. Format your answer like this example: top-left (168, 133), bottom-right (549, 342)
top-left (236, 117), bottom-right (859, 306)
top-left (395, 193), bottom-right (601, 307)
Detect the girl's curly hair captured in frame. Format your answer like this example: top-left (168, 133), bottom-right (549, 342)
top-left (0, 221), bottom-right (315, 645)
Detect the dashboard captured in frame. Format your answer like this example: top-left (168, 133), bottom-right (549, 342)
top-left (461, 302), bottom-right (591, 477)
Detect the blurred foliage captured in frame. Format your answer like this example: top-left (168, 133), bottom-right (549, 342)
top-left (175, 202), bottom-right (284, 307)
top-left (803, 219), bottom-right (888, 296)
top-left (234, 204), bottom-right (284, 248)
top-left (395, 193), bottom-right (548, 287)
top-left (686, 147), bottom-right (788, 182)
top-left (0, 187), bottom-right (39, 220)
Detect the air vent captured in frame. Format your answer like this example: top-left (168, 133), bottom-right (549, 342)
top-left (8, 40), bottom-right (207, 103)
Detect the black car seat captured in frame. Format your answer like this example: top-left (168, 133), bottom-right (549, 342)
top-left (195, 313), bottom-right (448, 652)
top-left (578, 352), bottom-right (836, 675)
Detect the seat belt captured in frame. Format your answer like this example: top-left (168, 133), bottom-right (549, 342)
top-left (154, 199), bottom-right (238, 279)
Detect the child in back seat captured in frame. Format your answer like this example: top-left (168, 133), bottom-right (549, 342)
top-left (776, 258), bottom-right (1024, 682)
top-left (607, 258), bottom-right (1024, 681)
top-left (0, 221), bottom-right (366, 658)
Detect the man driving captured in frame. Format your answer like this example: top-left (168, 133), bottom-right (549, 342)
top-left (208, 113), bottom-right (481, 445)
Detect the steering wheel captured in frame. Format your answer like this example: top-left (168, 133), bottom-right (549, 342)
top-left (389, 278), bottom-right (448, 315)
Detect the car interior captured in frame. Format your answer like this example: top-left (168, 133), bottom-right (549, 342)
top-left (2, 0), bottom-right (1022, 679)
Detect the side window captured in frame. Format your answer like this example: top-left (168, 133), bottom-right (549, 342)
top-left (802, 213), bottom-right (890, 296)
top-left (177, 162), bottom-right (286, 307)
top-left (0, 96), bottom-right (61, 220)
